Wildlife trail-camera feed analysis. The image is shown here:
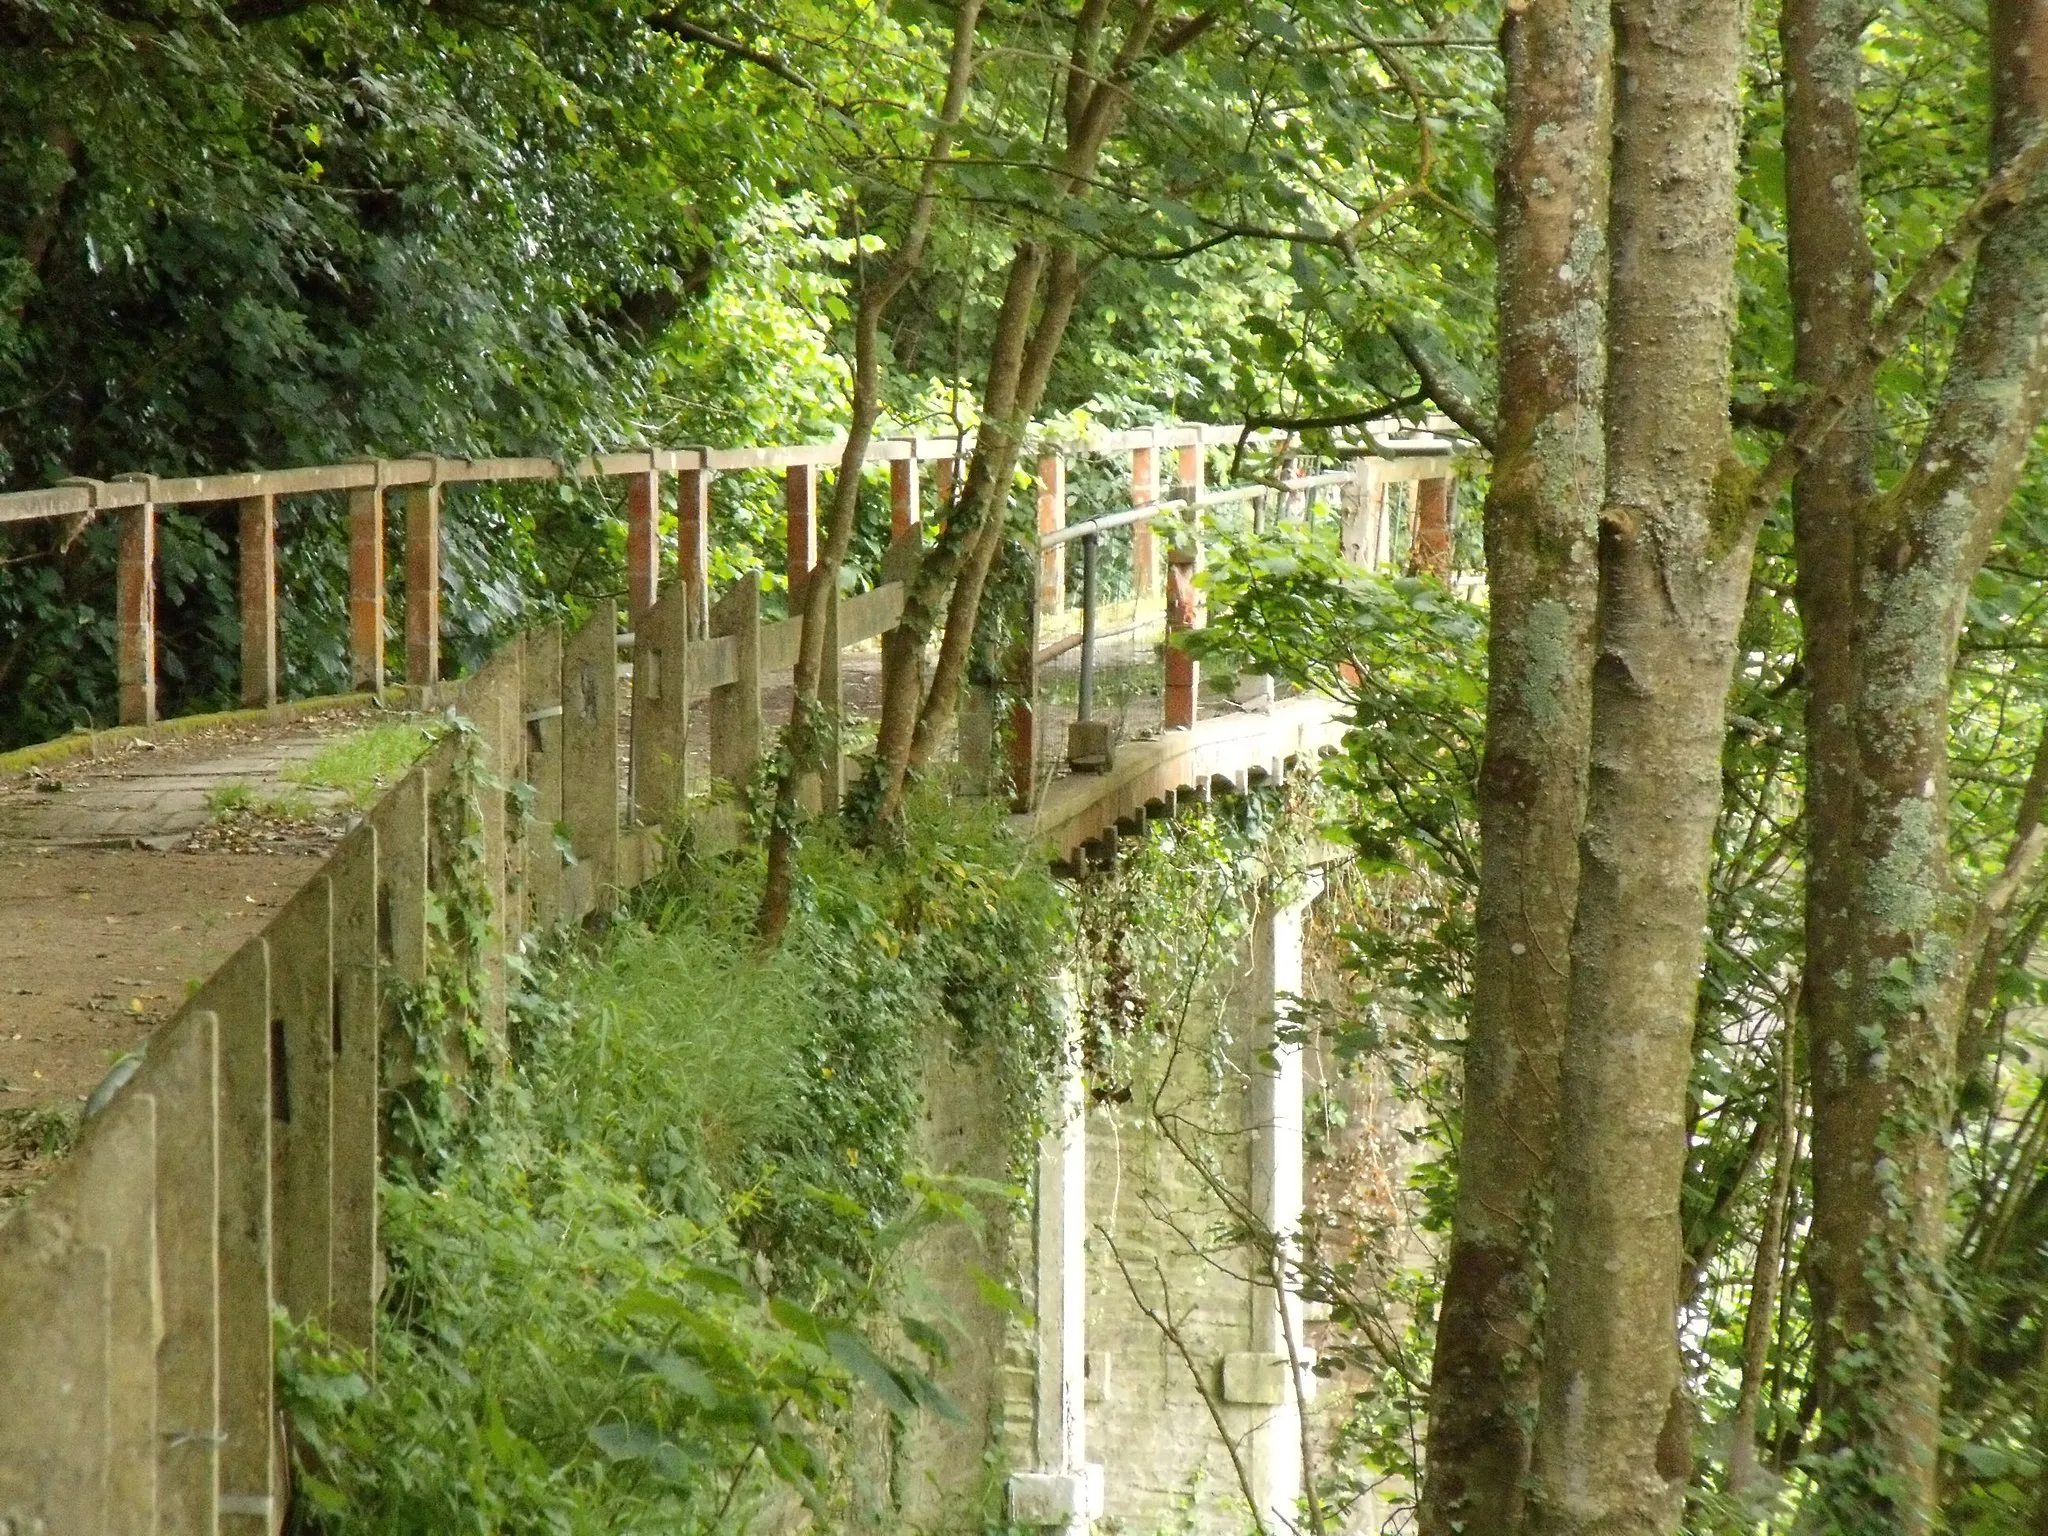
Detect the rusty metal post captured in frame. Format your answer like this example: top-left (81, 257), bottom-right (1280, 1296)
top-left (1038, 453), bottom-right (1066, 614)
top-left (349, 474), bottom-right (386, 693)
top-left (1410, 474), bottom-right (1454, 579)
top-left (891, 452), bottom-right (921, 538)
top-left (1130, 443), bottom-right (1158, 598)
top-left (677, 463), bottom-right (711, 639)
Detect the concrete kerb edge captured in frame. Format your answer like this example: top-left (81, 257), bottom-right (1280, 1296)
top-left (0, 689), bottom-right (424, 777)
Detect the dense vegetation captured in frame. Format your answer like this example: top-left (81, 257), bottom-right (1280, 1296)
top-left (285, 784), bottom-right (1064, 1530)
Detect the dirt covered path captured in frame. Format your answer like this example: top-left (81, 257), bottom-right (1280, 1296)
top-left (0, 704), bottom-right (430, 1201)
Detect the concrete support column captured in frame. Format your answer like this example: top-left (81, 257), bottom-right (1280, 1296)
top-left (116, 500), bottom-right (157, 725)
top-left (677, 465), bottom-right (711, 640)
top-left (785, 463), bottom-right (818, 607)
top-left (1243, 878), bottom-right (1321, 1531)
top-left (1009, 986), bottom-right (1102, 1531)
top-left (1038, 454), bottom-right (1066, 613)
top-left (891, 453), bottom-right (922, 538)
top-left (1130, 444), bottom-right (1158, 598)
top-left (624, 467), bottom-right (660, 625)
top-left (238, 493), bottom-right (278, 708)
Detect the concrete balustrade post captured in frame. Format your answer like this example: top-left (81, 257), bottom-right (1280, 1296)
top-left (349, 474), bottom-right (386, 693)
top-left (1240, 876), bottom-right (1322, 1531)
top-left (0, 1078), bottom-right (157, 1532)
top-left (209, 937), bottom-right (276, 1534)
top-left (238, 493), bottom-right (279, 708)
top-left (1130, 443), bottom-right (1158, 599)
top-left (1409, 474), bottom-right (1454, 579)
top-left (678, 464), bottom-right (711, 640)
top-left (785, 463), bottom-right (818, 608)
top-left (116, 499), bottom-right (157, 725)
top-left (402, 481), bottom-right (441, 687)
top-left (135, 1007), bottom-right (220, 1533)
top-left (891, 452), bottom-right (922, 538)
top-left (329, 824), bottom-right (379, 1353)
top-left (631, 581), bottom-right (693, 826)
top-left (521, 625), bottom-right (566, 930)
top-left (624, 465), bottom-right (661, 624)
top-left (1038, 454), bottom-right (1066, 613)
top-left (708, 573), bottom-right (763, 788)
top-left (562, 601), bottom-right (620, 915)
top-left (1163, 547), bottom-right (1199, 731)
top-left (1340, 458), bottom-right (1382, 568)
top-left (270, 874), bottom-right (335, 1328)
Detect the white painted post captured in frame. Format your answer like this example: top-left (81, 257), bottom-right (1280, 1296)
top-left (1244, 877), bottom-right (1322, 1531)
top-left (1009, 979), bottom-right (1102, 1532)
top-left (1341, 458), bottom-right (1384, 569)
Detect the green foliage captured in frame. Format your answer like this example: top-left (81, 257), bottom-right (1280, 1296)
top-left (286, 781), bottom-right (1064, 1528)
top-left (283, 720), bottom-right (434, 809)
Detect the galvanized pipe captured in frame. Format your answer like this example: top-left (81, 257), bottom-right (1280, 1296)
top-left (1078, 531), bottom-right (1099, 724)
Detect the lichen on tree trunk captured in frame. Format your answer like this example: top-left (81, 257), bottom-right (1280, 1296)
top-left (1799, 4), bottom-right (2048, 1526)
top-left (1417, 3), bottom-right (1606, 1533)
top-left (1524, 1), bottom-right (1753, 1530)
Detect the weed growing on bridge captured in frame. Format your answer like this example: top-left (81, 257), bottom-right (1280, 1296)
top-left (284, 720), bottom-right (436, 808)
top-left (281, 784), bottom-right (1066, 1531)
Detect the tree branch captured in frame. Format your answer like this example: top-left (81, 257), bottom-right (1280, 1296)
top-left (1730, 395), bottom-right (1800, 433)
top-left (1243, 391), bottom-right (1428, 433)
top-left (1387, 323), bottom-right (1495, 451)
top-left (1747, 130), bottom-right (2048, 522)
top-left (646, 13), bottom-right (840, 108)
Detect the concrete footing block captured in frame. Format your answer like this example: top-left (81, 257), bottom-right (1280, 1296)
top-left (1007, 1465), bottom-right (1104, 1526)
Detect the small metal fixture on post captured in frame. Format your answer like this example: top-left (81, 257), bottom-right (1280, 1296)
top-left (1066, 530), bottom-right (1112, 773)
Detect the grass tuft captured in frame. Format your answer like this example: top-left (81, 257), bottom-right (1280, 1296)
top-left (284, 721), bottom-right (435, 808)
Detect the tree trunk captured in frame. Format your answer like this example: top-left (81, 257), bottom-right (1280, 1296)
top-left (1417, 3), bottom-right (1608, 1533)
top-left (867, 4), bottom-right (1169, 821)
top-left (868, 239), bottom-right (1048, 820)
top-left (1525, 2), bottom-right (1752, 1531)
top-left (1803, 5), bottom-right (2048, 1526)
top-left (755, 2), bottom-right (983, 938)
top-left (904, 244), bottom-right (1084, 784)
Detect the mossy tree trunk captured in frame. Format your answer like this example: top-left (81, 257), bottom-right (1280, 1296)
top-left (870, 4), bottom-right (1206, 821)
top-left (1525, 1), bottom-right (1753, 1530)
top-left (756, 2), bottom-right (984, 941)
top-left (1800, 4), bottom-right (2048, 1525)
top-left (1417, 3), bottom-right (1607, 1532)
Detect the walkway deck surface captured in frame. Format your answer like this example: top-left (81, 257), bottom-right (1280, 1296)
top-left (0, 705), bottom-right (416, 1199)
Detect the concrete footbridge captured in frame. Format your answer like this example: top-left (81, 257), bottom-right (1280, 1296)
top-left (0, 419), bottom-right (1457, 1532)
